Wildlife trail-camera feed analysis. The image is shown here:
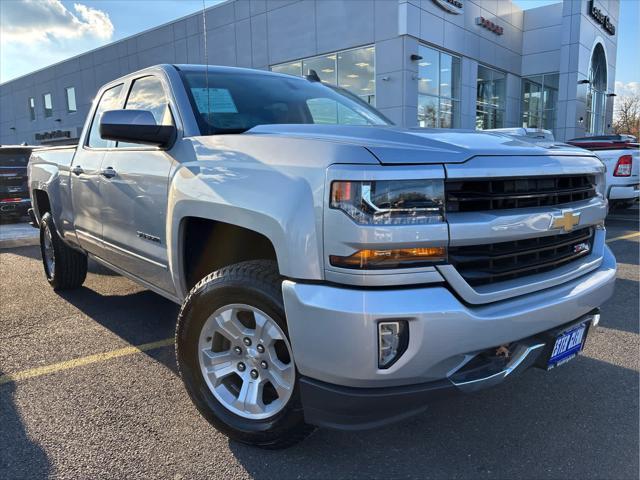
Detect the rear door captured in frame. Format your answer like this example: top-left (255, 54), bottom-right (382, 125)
top-left (98, 75), bottom-right (176, 293)
top-left (71, 83), bottom-right (124, 254)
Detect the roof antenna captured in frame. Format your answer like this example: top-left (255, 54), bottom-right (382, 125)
top-left (305, 69), bottom-right (321, 82)
top-left (202, 0), bottom-right (210, 134)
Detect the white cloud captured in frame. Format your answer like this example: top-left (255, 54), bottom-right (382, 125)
top-left (0, 0), bottom-right (114, 82)
top-left (615, 81), bottom-right (640, 98)
top-left (1, 0), bottom-right (113, 43)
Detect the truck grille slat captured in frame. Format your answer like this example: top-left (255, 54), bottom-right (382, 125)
top-left (449, 227), bottom-right (594, 286)
top-left (446, 175), bottom-right (597, 212)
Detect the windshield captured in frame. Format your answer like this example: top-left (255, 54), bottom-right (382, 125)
top-left (0, 151), bottom-right (30, 167)
top-left (180, 70), bottom-right (391, 135)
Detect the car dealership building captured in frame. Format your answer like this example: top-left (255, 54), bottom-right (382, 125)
top-left (0, 0), bottom-right (620, 145)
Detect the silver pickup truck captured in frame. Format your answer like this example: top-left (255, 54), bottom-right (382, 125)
top-left (29, 64), bottom-right (616, 448)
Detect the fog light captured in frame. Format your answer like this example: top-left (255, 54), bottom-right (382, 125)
top-left (378, 320), bottom-right (409, 369)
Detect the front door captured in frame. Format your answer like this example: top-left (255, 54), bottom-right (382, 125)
top-left (70, 83), bottom-right (124, 254)
top-left (98, 75), bottom-right (175, 293)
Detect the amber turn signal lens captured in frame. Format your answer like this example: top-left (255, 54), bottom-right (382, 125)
top-left (331, 181), bottom-right (352, 203)
top-left (330, 247), bottom-right (446, 270)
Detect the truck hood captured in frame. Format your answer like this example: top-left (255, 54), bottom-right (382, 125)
top-left (248, 125), bottom-right (593, 164)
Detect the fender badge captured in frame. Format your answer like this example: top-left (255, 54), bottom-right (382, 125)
top-left (550, 211), bottom-right (580, 232)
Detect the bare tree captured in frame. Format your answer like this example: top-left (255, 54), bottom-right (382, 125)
top-left (613, 94), bottom-right (640, 139)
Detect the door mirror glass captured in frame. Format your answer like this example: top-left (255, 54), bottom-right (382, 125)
top-left (99, 109), bottom-right (176, 147)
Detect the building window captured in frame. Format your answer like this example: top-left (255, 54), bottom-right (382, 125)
top-left (28, 97), bottom-right (36, 121)
top-left (586, 43), bottom-right (607, 135)
top-left (271, 45), bottom-right (376, 105)
top-left (43, 93), bottom-right (53, 118)
top-left (521, 73), bottom-right (559, 133)
top-left (476, 65), bottom-right (505, 129)
top-left (65, 87), bottom-right (77, 113)
top-left (417, 45), bottom-right (461, 128)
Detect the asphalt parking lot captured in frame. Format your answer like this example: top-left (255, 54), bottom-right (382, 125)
top-left (1, 210), bottom-right (638, 480)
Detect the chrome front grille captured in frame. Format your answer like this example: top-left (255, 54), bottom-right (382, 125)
top-left (449, 227), bottom-right (595, 286)
top-left (445, 175), bottom-right (597, 212)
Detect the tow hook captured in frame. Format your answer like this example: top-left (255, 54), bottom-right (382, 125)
top-left (495, 345), bottom-right (511, 358)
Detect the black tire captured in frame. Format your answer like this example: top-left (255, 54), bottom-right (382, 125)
top-left (39, 212), bottom-right (88, 290)
top-left (176, 260), bottom-right (314, 449)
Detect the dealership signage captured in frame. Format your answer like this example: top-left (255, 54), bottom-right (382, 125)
top-left (432, 0), bottom-right (463, 15)
top-left (476, 16), bottom-right (504, 35)
top-left (588, 0), bottom-right (615, 35)
top-left (35, 130), bottom-right (72, 142)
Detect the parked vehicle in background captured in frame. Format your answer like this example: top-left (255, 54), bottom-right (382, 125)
top-left (0, 145), bottom-right (34, 221)
top-left (28, 65), bottom-right (616, 449)
top-left (487, 127), bottom-right (555, 141)
top-left (568, 135), bottom-right (639, 209)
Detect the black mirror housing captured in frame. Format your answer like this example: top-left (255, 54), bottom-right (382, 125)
top-left (99, 109), bottom-right (176, 147)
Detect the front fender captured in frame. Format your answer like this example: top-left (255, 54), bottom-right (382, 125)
top-left (167, 161), bottom-right (325, 299)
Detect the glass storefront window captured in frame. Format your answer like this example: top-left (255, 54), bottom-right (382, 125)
top-left (271, 61), bottom-right (302, 77)
top-left (586, 43), bottom-right (607, 135)
top-left (417, 44), bottom-right (460, 128)
top-left (337, 47), bottom-right (375, 104)
top-left (271, 46), bottom-right (375, 105)
top-left (522, 73), bottom-right (559, 133)
top-left (476, 65), bottom-right (505, 129)
top-left (304, 54), bottom-right (336, 84)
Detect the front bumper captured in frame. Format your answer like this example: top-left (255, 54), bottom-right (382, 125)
top-left (283, 245), bottom-right (615, 389)
top-left (299, 310), bottom-right (598, 430)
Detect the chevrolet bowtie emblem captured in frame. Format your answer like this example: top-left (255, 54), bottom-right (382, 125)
top-left (550, 211), bottom-right (581, 232)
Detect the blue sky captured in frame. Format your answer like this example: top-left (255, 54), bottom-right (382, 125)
top-left (1, 0), bottom-right (637, 89)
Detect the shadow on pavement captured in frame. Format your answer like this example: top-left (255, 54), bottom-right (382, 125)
top-left (0, 375), bottom-right (51, 479)
top-left (0, 244), bottom-right (40, 261)
top-left (57, 287), bottom-right (179, 374)
top-left (1, 245), bottom-right (119, 276)
top-left (600, 278), bottom-right (640, 334)
top-left (229, 355), bottom-right (639, 480)
top-left (609, 238), bottom-right (640, 266)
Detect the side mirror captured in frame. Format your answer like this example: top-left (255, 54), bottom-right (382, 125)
top-left (99, 109), bottom-right (176, 147)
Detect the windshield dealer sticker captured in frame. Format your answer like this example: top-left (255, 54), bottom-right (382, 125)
top-left (191, 88), bottom-right (238, 114)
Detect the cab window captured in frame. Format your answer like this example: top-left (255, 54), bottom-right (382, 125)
top-left (87, 84), bottom-right (124, 148)
top-left (117, 76), bottom-right (174, 148)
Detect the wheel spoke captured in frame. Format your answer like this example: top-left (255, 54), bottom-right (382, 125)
top-left (253, 312), bottom-right (268, 343)
top-left (234, 379), bottom-right (263, 413)
top-left (201, 349), bottom-right (236, 381)
top-left (266, 369), bottom-right (292, 399)
top-left (266, 347), bottom-right (289, 373)
top-left (215, 308), bottom-right (246, 341)
top-left (264, 323), bottom-right (283, 343)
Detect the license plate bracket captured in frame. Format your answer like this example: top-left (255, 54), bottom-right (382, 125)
top-left (534, 316), bottom-right (593, 371)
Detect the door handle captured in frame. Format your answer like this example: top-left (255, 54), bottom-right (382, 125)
top-left (71, 165), bottom-right (84, 176)
top-left (100, 167), bottom-right (117, 179)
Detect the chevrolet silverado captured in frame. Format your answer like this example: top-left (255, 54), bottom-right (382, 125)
top-left (28, 65), bottom-right (616, 448)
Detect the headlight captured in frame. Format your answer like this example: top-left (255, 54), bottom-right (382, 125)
top-left (330, 179), bottom-right (445, 225)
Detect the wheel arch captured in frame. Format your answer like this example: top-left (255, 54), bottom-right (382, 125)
top-left (179, 216), bottom-right (280, 292)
